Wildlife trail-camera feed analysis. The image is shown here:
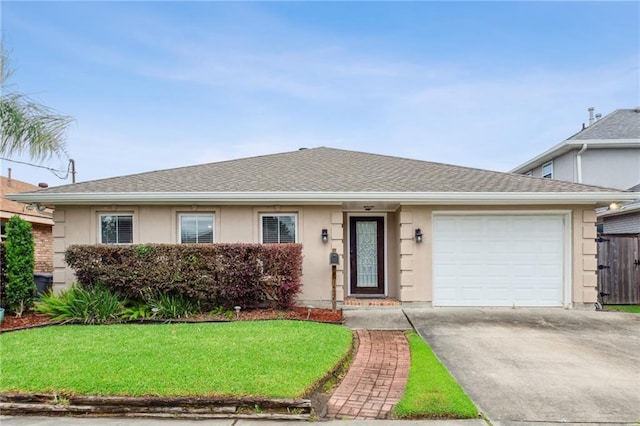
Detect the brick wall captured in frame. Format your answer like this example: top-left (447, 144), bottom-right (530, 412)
top-left (32, 223), bottom-right (53, 273)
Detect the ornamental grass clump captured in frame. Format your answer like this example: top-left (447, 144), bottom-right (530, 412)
top-left (36, 283), bottom-right (123, 324)
top-left (146, 291), bottom-right (201, 319)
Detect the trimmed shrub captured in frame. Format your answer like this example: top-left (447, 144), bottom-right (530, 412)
top-left (65, 243), bottom-right (303, 309)
top-left (5, 216), bottom-right (36, 316)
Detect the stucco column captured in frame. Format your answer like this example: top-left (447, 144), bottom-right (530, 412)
top-left (399, 210), bottom-right (415, 301)
top-left (578, 209), bottom-right (598, 304)
top-left (52, 209), bottom-right (68, 293)
top-left (330, 210), bottom-right (345, 301)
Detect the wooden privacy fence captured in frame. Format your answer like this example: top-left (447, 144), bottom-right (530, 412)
top-left (596, 234), bottom-right (640, 305)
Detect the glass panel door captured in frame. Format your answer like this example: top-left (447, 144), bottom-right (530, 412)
top-left (356, 221), bottom-right (378, 287)
top-left (350, 217), bottom-right (385, 295)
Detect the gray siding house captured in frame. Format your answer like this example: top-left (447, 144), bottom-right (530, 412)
top-left (511, 108), bottom-right (640, 233)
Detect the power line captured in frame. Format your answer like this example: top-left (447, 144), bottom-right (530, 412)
top-left (1, 157), bottom-right (71, 180)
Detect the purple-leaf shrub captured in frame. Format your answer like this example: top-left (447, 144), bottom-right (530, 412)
top-left (65, 243), bottom-right (302, 309)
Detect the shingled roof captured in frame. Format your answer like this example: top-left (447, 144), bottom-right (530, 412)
top-left (8, 147), bottom-right (635, 206)
top-left (1, 176), bottom-right (54, 225)
top-left (15, 147), bottom-right (620, 194)
top-left (569, 108), bottom-right (640, 141)
top-left (511, 108), bottom-right (640, 174)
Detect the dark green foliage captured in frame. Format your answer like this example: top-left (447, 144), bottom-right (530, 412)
top-left (120, 302), bottom-right (153, 320)
top-left (5, 216), bottom-right (35, 316)
top-left (35, 283), bottom-right (124, 324)
top-left (147, 292), bottom-right (201, 319)
top-left (65, 244), bottom-right (303, 308)
top-left (0, 242), bottom-right (7, 309)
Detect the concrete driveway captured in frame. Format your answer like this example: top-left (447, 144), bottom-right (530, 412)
top-left (404, 308), bottom-right (640, 425)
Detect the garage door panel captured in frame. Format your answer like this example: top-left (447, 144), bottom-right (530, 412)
top-left (462, 287), bottom-right (483, 302)
top-left (486, 287), bottom-right (511, 301)
top-left (433, 215), bottom-right (565, 307)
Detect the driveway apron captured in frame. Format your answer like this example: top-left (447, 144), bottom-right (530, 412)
top-left (405, 308), bottom-right (640, 424)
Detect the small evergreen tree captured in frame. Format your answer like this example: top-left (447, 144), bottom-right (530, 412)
top-left (0, 242), bottom-right (7, 309)
top-left (5, 215), bottom-right (36, 316)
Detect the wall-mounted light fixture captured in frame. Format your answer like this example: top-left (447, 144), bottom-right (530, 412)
top-left (609, 202), bottom-right (620, 211)
top-left (415, 228), bottom-right (423, 243)
top-left (322, 228), bottom-right (329, 243)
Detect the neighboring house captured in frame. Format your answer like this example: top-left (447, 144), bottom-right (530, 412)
top-left (1, 174), bottom-right (54, 274)
top-left (510, 107), bottom-right (640, 233)
top-left (597, 184), bottom-right (640, 234)
top-left (8, 147), bottom-right (637, 308)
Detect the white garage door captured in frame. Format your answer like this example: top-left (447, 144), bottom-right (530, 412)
top-left (433, 214), bottom-right (565, 307)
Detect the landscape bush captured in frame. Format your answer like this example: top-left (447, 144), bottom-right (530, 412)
top-left (146, 291), bottom-right (201, 319)
top-left (0, 242), bottom-right (7, 309)
top-left (36, 283), bottom-right (124, 324)
top-left (4, 216), bottom-right (36, 316)
top-left (65, 243), bottom-right (303, 309)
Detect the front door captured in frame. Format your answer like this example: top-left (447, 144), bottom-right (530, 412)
top-left (350, 217), bottom-right (385, 295)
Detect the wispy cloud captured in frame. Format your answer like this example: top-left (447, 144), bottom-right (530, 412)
top-left (2, 1), bottom-right (637, 185)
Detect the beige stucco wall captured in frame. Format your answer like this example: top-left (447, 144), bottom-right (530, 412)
top-left (52, 205), bottom-right (343, 302)
top-left (396, 204), bottom-right (598, 307)
top-left (51, 203), bottom-right (597, 307)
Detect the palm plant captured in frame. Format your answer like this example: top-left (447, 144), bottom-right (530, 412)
top-left (1, 47), bottom-right (72, 162)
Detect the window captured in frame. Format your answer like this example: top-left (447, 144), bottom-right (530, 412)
top-left (261, 214), bottom-right (297, 243)
top-left (100, 214), bottom-right (133, 244)
top-left (179, 214), bottom-right (214, 244)
top-left (542, 161), bottom-right (553, 179)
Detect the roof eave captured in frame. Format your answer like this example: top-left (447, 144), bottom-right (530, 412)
top-left (597, 200), bottom-right (640, 218)
top-left (510, 139), bottom-right (640, 174)
top-left (6, 191), bottom-right (637, 206)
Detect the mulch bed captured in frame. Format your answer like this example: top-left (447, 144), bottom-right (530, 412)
top-left (1, 313), bottom-right (54, 331)
top-left (0, 307), bottom-right (343, 332)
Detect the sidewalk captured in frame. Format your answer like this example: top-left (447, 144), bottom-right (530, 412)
top-left (1, 416), bottom-right (487, 425)
top-left (343, 307), bottom-right (412, 331)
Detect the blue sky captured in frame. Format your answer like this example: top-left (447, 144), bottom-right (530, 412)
top-left (1, 1), bottom-right (638, 187)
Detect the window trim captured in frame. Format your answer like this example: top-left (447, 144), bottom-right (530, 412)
top-left (259, 213), bottom-right (298, 244)
top-left (542, 161), bottom-right (553, 179)
top-left (98, 213), bottom-right (134, 245)
top-left (178, 213), bottom-right (215, 244)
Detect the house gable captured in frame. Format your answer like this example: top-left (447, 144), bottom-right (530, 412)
top-left (510, 108), bottom-right (640, 186)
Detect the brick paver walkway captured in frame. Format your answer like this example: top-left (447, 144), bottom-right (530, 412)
top-left (326, 330), bottom-right (410, 419)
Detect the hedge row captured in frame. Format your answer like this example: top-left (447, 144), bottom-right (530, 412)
top-left (65, 244), bottom-right (303, 309)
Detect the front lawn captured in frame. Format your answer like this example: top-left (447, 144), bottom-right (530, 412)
top-left (0, 321), bottom-right (352, 398)
top-left (605, 305), bottom-right (640, 313)
top-left (393, 331), bottom-right (477, 419)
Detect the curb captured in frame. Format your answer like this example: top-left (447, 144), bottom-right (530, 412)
top-left (0, 393), bottom-right (312, 421)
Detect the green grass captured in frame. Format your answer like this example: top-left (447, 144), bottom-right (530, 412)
top-left (605, 305), bottom-right (640, 313)
top-left (393, 331), bottom-right (477, 419)
top-left (0, 321), bottom-right (352, 398)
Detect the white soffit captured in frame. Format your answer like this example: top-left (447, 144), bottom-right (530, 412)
top-left (6, 191), bottom-right (638, 206)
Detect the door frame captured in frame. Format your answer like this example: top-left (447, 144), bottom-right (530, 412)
top-left (347, 213), bottom-right (388, 296)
